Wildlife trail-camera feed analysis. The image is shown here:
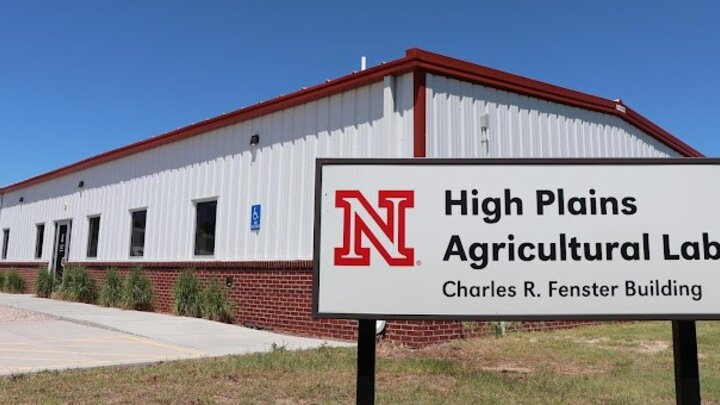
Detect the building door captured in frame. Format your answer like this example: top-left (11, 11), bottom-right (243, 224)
top-left (52, 220), bottom-right (72, 280)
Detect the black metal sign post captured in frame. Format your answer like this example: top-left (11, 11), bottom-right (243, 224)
top-left (356, 319), bottom-right (376, 405)
top-left (672, 320), bottom-right (701, 405)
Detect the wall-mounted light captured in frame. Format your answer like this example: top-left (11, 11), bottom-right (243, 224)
top-left (480, 113), bottom-right (489, 133)
top-left (480, 113), bottom-right (490, 157)
top-left (249, 134), bottom-right (260, 146)
top-left (19, 197), bottom-right (24, 203)
top-left (78, 181), bottom-right (85, 188)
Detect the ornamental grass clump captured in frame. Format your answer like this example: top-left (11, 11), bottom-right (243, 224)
top-left (122, 267), bottom-right (154, 311)
top-left (202, 279), bottom-right (235, 323)
top-left (98, 268), bottom-right (124, 308)
top-left (59, 265), bottom-right (97, 303)
top-left (4, 269), bottom-right (26, 293)
top-left (35, 268), bottom-right (54, 298)
top-left (0, 272), bottom-right (5, 292)
top-left (172, 269), bottom-right (203, 318)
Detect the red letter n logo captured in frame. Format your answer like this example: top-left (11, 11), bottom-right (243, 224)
top-left (334, 190), bottom-right (414, 267)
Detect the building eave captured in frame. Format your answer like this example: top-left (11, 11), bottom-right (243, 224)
top-left (0, 48), bottom-right (702, 194)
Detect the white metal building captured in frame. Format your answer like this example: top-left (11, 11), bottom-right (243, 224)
top-left (0, 49), bottom-right (701, 343)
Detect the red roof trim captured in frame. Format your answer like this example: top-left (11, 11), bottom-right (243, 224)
top-left (0, 57), bottom-right (417, 194)
top-left (0, 49), bottom-right (702, 193)
top-left (407, 48), bottom-right (703, 158)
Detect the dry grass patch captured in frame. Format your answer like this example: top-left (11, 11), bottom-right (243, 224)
top-left (3, 322), bottom-right (720, 403)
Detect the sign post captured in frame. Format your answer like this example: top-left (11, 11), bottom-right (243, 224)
top-left (356, 319), bottom-right (377, 405)
top-left (673, 320), bottom-right (700, 404)
top-left (313, 158), bottom-right (717, 404)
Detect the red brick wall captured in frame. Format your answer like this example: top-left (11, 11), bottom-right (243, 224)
top-left (385, 320), bottom-right (464, 345)
top-left (2, 261), bottom-right (600, 347)
top-left (0, 262), bottom-right (47, 294)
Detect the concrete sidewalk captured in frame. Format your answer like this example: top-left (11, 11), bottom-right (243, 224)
top-left (0, 293), bottom-right (351, 357)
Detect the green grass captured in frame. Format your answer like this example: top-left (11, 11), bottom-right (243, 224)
top-left (34, 268), bottom-right (54, 298)
top-left (2, 322), bottom-right (720, 404)
top-left (201, 279), bottom-right (235, 323)
top-left (98, 268), bottom-right (123, 308)
top-left (58, 265), bottom-right (97, 303)
top-left (3, 269), bottom-right (25, 293)
top-left (121, 267), bottom-right (154, 311)
top-left (172, 269), bottom-right (203, 318)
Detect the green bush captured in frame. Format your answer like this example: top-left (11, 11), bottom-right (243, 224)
top-left (0, 271), bottom-right (5, 292)
top-left (5, 269), bottom-right (26, 293)
top-left (98, 268), bottom-right (124, 308)
top-left (35, 268), bottom-right (54, 298)
top-left (59, 266), bottom-right (97, 303)
top-left (202, 279), bottom-right (235, 323)
top-left (172, 269), bottom-right (202, 318)
top-left (122, 267), bottom-right (154, 311)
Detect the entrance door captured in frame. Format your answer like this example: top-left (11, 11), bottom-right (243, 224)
top-left (52, 220), bottom-right (72, 280)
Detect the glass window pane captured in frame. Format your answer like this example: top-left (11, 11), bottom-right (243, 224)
top-left (2, 229), bottom-right (9, 259)
top-left (194, 201), bottom-right (217, 256)
top-left (130, 210), bottom-right (146, 257)
top-left (35, 224), bottom-right (45, 259)
top-left (87, 217), bottom-right (100, 258)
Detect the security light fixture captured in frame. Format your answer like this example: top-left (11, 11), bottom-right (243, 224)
top-left (19, 197), bottom-right (24, 203)
top-left (480, 113), bottom-right (489, 132)
top-left (249, 134), bottom-right (260, 146)
top-left (225, 276), bottom-right (234, 287)
top-left (78, 181), bottom-right (85, 188)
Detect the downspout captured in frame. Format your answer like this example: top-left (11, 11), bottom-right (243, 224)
top-left (413, 68), bottom-right (426, 158)
top-left (372, 62), bottom-right (426, 336)
top-left (376, 67), bottom-right (427, 338)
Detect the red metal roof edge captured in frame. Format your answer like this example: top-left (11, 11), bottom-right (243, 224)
top-left (0, 48), bottom-right (702, 194)
top-left (407, 48), bottom-right (703, 158)
top-left (0, 56), bottom-right (418, 194)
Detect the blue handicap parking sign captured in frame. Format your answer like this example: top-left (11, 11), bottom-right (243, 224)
top-left (251, 204), bottom-right (261, 231)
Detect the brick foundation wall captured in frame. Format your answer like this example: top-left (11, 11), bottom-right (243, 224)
top-left (1, 261), bottom-right (600, 347)
top-left (0, 262), bottom-right (47, 294)
top-left (79, 261), bottom-right (361, 342)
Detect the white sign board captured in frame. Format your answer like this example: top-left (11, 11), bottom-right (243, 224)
top-left (313, 159), bottom-right (720, 320)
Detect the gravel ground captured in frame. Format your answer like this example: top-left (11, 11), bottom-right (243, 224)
top-left (0, 305), bottom-right (55, 324)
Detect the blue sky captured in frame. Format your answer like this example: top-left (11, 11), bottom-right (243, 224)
top-left (1, 1), bottom-right (718, 186)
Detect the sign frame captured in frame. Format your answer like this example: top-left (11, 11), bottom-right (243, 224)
top-left (312, 157), bottom-right (720, 322)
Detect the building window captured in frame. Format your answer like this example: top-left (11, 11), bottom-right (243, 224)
top-left (35, 224), bottom-right (45, 259)
top-left (2, 229), bottom-right (8, 260)
top-left (194, 200), bottom-right (217, 256)
top-left (130, 210), bottom-right (147, 257)
top-left (87, 216), bottom-right (101, 258)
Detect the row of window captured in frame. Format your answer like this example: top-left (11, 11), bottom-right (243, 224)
top-left (0, 200), bottom-right (218, 260)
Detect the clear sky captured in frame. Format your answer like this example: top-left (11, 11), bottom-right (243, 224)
top-left (1, 1), bottom-right (718, 186)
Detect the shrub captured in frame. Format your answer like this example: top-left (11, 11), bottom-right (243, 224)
top-left (0, 271), bottom-right (5, 292)
top-left (59, 266), bottom-right (96, 303)
top-left (5, 269), bottom-right (26, 293)
top-left (122, 267), bottom-right (154, 311)
top-left (172, 269), bottom-right (202, 317)
top-left (98, 268), bottom-right (124, 308)
top-left (35, 268), bottom-right (54, 298)
top-left (202, 279), bottom-right (235, 323)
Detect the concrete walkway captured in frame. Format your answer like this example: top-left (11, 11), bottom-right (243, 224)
top-left (0, 293), bottom-right (351, 375)
top-left (0, 314), bottom-right (208, 376)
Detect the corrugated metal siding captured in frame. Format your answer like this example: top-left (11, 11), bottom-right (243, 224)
top-left (0, 73), bottom-right (414, 262)
top-left (426, 74), bottom-right (681, 159)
